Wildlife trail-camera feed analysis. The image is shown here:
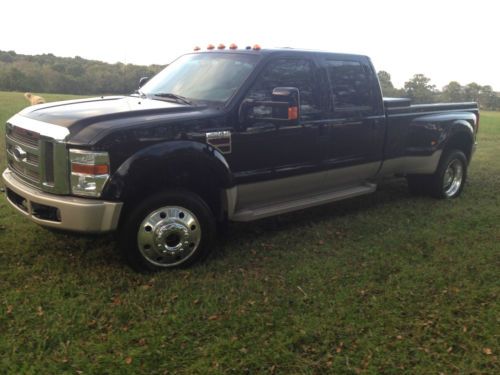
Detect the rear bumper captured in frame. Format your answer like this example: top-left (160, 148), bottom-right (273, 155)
top-left (2, 168), bottom-right (122, 233)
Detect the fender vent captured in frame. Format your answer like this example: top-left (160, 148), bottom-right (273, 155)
top-left (206, 131), bottom-right (231, 154)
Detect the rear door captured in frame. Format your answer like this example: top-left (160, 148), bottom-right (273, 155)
top-left (318, 56), bottom-right (386, 187)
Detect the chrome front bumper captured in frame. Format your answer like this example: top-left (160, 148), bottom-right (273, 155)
top-left (2, 168), bottom-right (122, 233)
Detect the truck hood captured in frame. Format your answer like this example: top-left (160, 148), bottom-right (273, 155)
top-left (18, 96), bottom-right (212, 145)
top-left (20, 96), bottom-right (194, 127)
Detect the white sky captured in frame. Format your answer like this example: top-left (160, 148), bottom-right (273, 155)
top-left (2, 0), bottom-right (499, 90)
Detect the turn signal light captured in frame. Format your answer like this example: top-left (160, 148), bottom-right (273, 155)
top-left (217, 43), bottom-right (226, 49)
top-left (71, 163), bottom-right (109, 175)
top-left (288, 106), bottom-right (298, 120)
top-left (207, 44), bottom-right (215, 50)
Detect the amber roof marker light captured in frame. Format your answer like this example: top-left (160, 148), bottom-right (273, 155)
top-left (229, 43), bottom-right (238, 50)
top-left (252, 44), bottom-right (261, 50)
top-left (217, 43), bottom-right (226, 50)
top-left (207, 44), bottom-right (215, 50)
top-left (193, 46), bottom-right (201, 51)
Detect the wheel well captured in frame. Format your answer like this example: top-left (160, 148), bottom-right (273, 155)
top-left (445, 132), bottom-right (473, 161)
top-left (120, 162), bottom-right (226, 224)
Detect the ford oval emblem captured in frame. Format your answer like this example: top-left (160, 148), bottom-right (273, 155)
top-left (12, 145), bottom-right (28, 162)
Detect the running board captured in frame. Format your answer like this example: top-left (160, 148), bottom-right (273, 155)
top-left (230, 183), bottom-right (377, 222)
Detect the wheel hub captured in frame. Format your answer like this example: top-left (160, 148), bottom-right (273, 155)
top-left (154, 223), bottom-right (189, 254)
top-left (137, 206), bottom-right (201, 266)
top-left (443, 159), bottom-right (463, 197)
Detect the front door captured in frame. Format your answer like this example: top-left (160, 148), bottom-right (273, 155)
top-left (228, 57), bottom-right (326, 206)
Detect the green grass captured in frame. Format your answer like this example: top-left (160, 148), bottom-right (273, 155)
top-left (0, 91), bottom-right (499, 374)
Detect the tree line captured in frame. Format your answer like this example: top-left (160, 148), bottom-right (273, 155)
top-left (0, 50), bottom-right (164, 95)
top-left (0, 50), bottom-right (499, 110)
top-left (378, 71), bottom-right (500, 110)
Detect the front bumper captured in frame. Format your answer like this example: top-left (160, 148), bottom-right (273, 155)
top-left (2, 168), bottom-right (122, 233)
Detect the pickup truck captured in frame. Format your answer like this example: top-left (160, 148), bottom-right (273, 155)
top-left (2, 46), bottom-right (479, 272)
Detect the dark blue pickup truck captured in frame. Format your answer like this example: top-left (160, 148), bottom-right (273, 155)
top-left (3, 46), bottom-right (479, 271)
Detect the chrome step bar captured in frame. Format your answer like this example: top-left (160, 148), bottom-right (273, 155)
top-left (231, 182), bottom-right (377, 222)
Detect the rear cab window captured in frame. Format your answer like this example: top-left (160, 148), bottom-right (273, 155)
top-left (322, 57), bottom-right (378, 117)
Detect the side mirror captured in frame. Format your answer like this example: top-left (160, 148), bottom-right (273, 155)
top-left (239, 87), bottom-right (300, 125)
top-left (138, 76), bottom-right (150, 88)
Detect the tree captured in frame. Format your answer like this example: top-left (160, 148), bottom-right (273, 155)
top-left (478, 85), bottom-right (497, 109)
top-left (404, 74), bottom-right (437, 104)
top-left (464, 82), bottom-right (481, 102)
top-left (441, 81), bottom-right (463, 102)
top-left (377, 70), bottom-right (404, 97)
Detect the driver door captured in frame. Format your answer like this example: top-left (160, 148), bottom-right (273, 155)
top-left (228, 57), bottom-right (326, 206)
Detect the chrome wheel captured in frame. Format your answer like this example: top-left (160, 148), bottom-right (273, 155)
top-left (443, 159), bottom-right (463, 197)
top-left (137, 206), bottom-right (201, 267)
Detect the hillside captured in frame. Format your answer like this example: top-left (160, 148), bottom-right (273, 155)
top-left (0, 50), bottom-right (164, 95)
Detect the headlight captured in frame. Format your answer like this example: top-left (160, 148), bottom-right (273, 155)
top-left (69, 149), bottom-right (110, 197)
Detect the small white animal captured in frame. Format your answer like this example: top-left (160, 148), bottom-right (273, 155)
top-left (24, 92), bottom-right (46, 105)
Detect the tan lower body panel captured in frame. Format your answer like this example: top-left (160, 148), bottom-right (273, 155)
top-left (2, 168), bottom-right (122, 233)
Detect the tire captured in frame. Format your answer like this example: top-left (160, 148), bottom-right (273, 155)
top-left (119, 190), bottom-right (216, 272)
top-left (428, 149), bottom-right (467, 199)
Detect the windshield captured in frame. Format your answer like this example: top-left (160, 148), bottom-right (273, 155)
top-left (141, 53), bottom-right (259, 104)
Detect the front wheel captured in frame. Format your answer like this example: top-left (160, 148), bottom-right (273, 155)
top-left (119, 191), bottom-right (216, 272)
top-left (429, 149), bottom-right (468, 199)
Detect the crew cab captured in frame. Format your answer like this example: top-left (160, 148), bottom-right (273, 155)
top-left (2, 46), bottom-right (479, 272)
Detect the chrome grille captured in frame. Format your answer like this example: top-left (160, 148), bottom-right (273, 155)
top-left (9, 159), bottom-right (40, 183)
top-left (6, 125), bottom-right (41, 187)
top-left (8, 126), bottom-right (40, 147)
top-left (4, 117), bottom-right (70, 194)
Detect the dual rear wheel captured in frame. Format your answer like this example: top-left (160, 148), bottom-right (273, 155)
top-left (407, 149), bottom-right (468, 199)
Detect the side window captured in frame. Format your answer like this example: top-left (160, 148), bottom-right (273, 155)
top-left (324, 60), bottom-right (373, 114)
top-left (246, 58), bottom-right (322, 120)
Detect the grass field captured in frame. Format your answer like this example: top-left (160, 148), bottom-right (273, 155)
top-left (0, 91), bottom-right (498, 374)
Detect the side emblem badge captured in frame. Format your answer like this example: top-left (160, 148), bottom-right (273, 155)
top-left (206, 131), bottom-right (231, 154)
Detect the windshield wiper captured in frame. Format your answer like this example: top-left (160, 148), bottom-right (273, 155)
top-left (152, 93), bottom-right (192, 105)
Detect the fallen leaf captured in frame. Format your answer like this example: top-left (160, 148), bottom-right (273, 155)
top-left (483, 348), bottom-right (492, 355)
top-left (138, 338), bottom-right (146, 346)
top-left (318, 240), bottom-right (325, 245)
top-left (396, 335), bottom-right (403, 340)
top-left (6, 305), bottom-right (13, 315)
top-left (239, 347), bottom-right (248, 354)
top-left (125, 356), bottom-right (133, 364)
top-left (208, 315), bottom-right (219, 321)
top-left (36, 306), bottom-right (44, 316)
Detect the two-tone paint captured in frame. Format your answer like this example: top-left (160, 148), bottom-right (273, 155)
top-left (3, 48), bottom-right (479, 228)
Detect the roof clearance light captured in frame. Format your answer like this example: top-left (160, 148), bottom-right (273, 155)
top-left (217, 43), bottom-right (226, 50)
top-left (229, 43), bottom-right (238, 50)
top-left (253, 44), bottom-right (261, 50)
top-left (207, 44), bottom-right (215, 50)
top-left (193, 46), bottom-right (201, 51)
